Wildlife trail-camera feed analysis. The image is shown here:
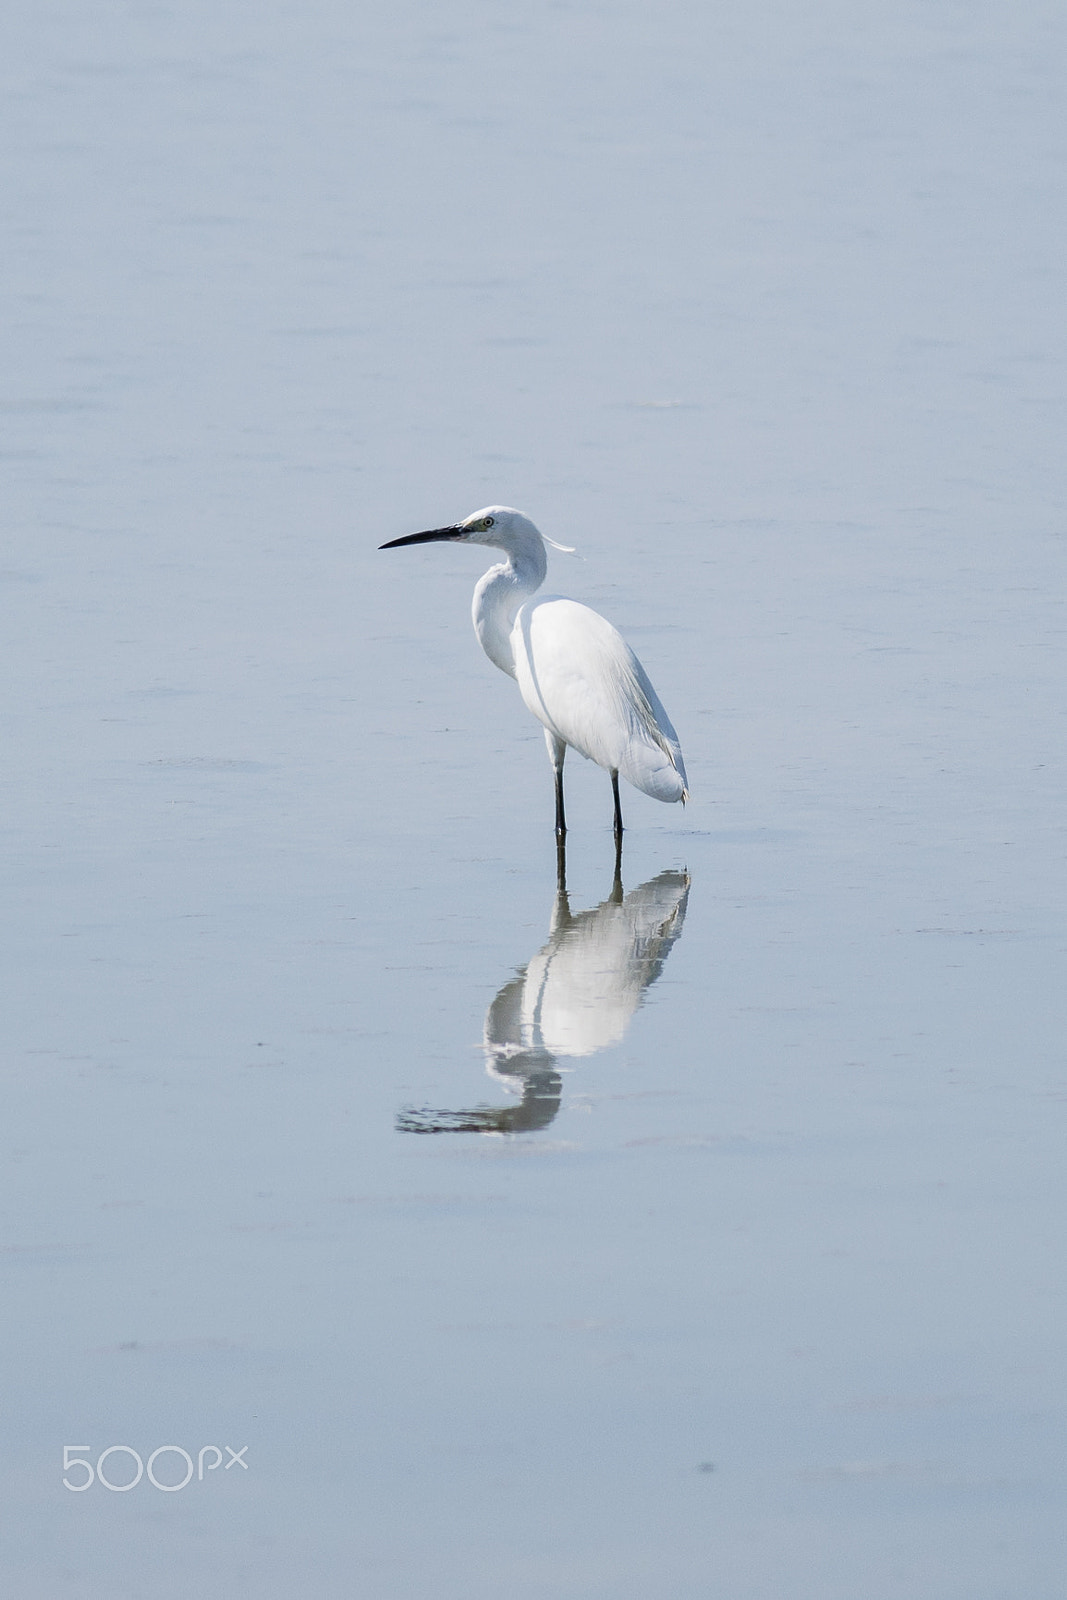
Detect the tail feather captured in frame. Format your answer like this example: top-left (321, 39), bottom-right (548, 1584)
top-left (616, 653), bottom-right (689, 803)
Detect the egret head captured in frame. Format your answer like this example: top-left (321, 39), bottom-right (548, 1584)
top-left (380, 506), bottom-right (574, 556)
top-left (456, 506), bottom-right (538, 547)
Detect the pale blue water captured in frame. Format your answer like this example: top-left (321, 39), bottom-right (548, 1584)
top-left (3, 1), bottom-right (1066, 1595)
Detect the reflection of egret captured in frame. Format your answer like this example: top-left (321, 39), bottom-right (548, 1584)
top-left (397, 866), bottom-right (690, 1135)
top-left (380, 507), bottom-right (688, 843)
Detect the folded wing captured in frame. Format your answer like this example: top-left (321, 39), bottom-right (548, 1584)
top-left (512, 597), bottom-right (688, 803)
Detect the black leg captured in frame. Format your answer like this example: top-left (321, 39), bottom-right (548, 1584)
top-left (556, 833), bottom-right (568, 894)
top-left (554, 765), bottom-right (567, 840)
top-left (611, 770), bottom-right (623, 843)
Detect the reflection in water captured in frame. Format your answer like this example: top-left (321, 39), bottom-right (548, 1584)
top-left (397, 863), bottom-right (690, 1135)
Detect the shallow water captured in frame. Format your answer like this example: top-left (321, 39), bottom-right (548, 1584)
top-left (3, 1), bottom-right (1066, 1595)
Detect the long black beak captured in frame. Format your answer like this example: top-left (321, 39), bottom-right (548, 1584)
top-left (379, 525), bottom-right (463, 550)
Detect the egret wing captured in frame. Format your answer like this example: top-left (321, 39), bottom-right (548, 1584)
top-left (512, 598), bottom-right (687, 802)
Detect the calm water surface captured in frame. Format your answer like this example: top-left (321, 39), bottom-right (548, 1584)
top-left (3, 1), bottom-right (1065, 1595)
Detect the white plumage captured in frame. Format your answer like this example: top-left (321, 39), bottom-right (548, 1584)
top-left (513, 597), bottom-right (686, 803)
top-left (380, 505), bottom-right (688, 840)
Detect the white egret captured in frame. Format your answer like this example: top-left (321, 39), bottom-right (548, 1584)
top-left (380, 506), bottom-right (688, 841)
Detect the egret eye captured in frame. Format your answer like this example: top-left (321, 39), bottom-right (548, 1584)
top-left (484, 516), bottom-right (495, 528)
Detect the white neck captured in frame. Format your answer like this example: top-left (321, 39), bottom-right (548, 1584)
top-left (471, 538), bottom-right (547, 679)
